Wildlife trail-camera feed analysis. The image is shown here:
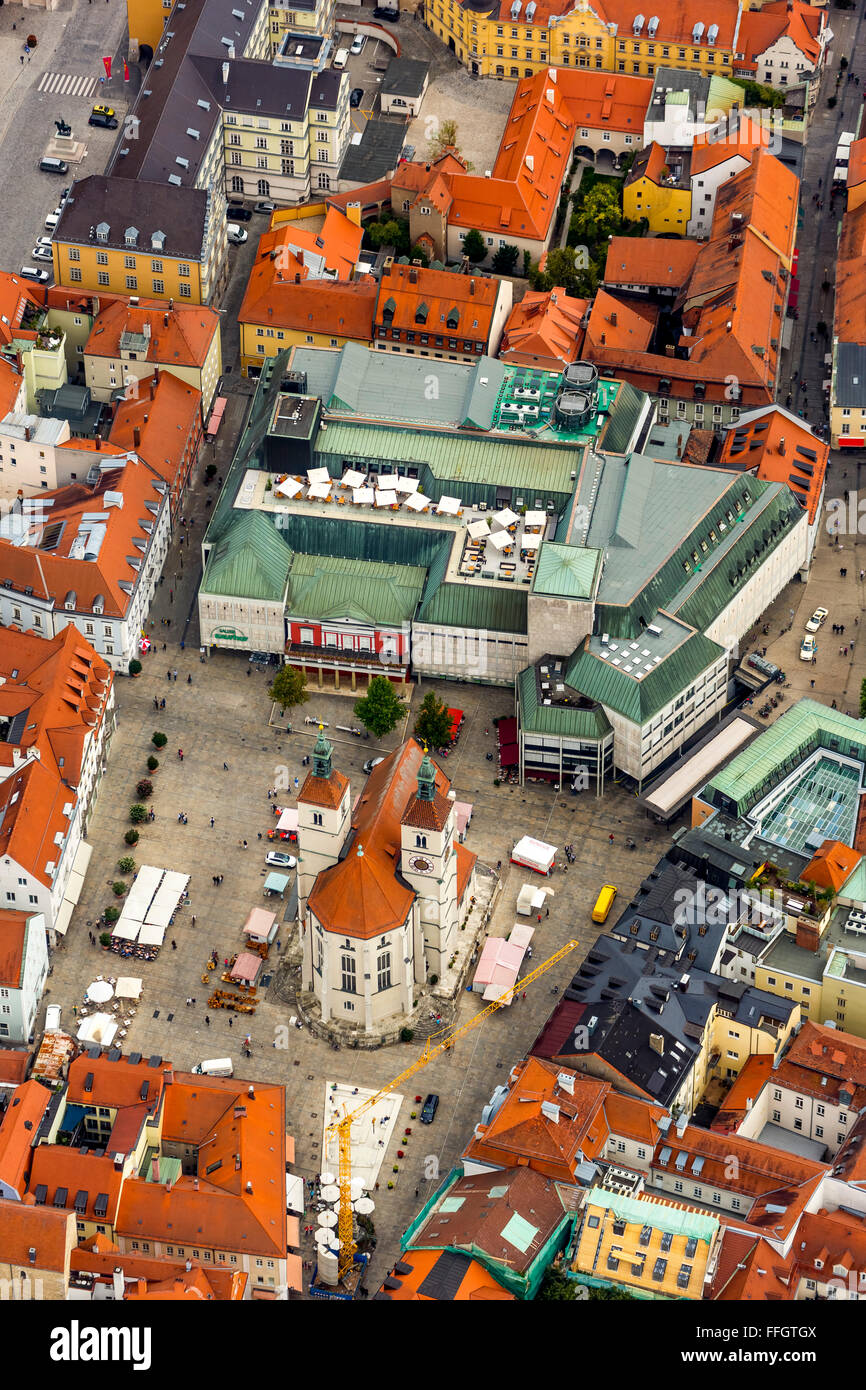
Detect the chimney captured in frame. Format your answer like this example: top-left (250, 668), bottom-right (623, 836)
top-left (409, 266), bottom-right (418, 284)
top-left (222, 61), bottom-right (230, 84)
top-left (24, 426), bottom-right (30, 443)
top-left (600, 332), bottom-right (606, 346)
top-left (469, 279), bottom-right (475, 296)
top-left (778, 436), bottom-right (786, 455)
top-left (193, 1177), bottom-right (199, 1191)
top-left (186, 1260), bottom-right (192, 1272)
top-left (245, 1181), bottom-right (253, 1193)
top-left (248, 1085), bottom-right (255, 1099)
top-left (151, 1155), bottom-right (160, 1182)
top-left (164, 313), bottom-right (169, 327)
top-left (95, 435), bottom-right (101, 451)
top-left (154, 365), bottom-right (160, 385)
top-left (649, 1032), bottom-right (665, 1056)
top-left (150, 377), bottom-right (155, 400)
top-left (133, 426), bottom-right (141, 449)
top-left (112, 1267), bottom-right (124, 1300)
top-left (294, 273), bottom-right (301, 284)
top-left (609, 311), bottom-right (617, 327)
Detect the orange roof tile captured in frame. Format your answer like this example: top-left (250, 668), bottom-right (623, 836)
top-left (70, 1243), bottom-right (247, 1300)
top-left (0, 458), bottom-right (168, 619)
top-left (719, 405), bottom-right (829, 526)
top-left (802, 839), bottom-right (861, 892)
top-left (794, 1208), bottom-right (866, 1288)
top-left (308, 739), bottom-right (452, 940)
top-left (0, 911), bottom-right (32, 989)
top-left (463, 1056), bottom-right (610, 1180)
top-left (0, 272), bottom-right (44, 350)
top-left (410, 1167), bottom-right (572, 1275)
top-left (0, 1080), bottom-right (50, 1197)
top-left (847, 139), bottom-right (866, 194)
top-left (709, 1230), bottom-right (795, 1299)
top-left (84, 300), bottom-right (219, 370)
top-left (0, 1049), bottom-right (31, 1086)
top-left (712, 1054), bottom-right (775, 1134)
top-left (835, 202), bottom-right (866, 346)
top-left (67, 1052), bottom-right (169, 1111)
top-left (376, 1247), bottom-right (514, 1300)
top-left (270, 205), bottom-right (363, 281)
top-left (585, 288), bottom-right (654, 353)
top-left (239, 271), bottom-right (376, 341)
top-left (737, 0), bottom-right (824, 67)
top-left (603, 235), bottom-right (700, 289)
top-left (456, 841), bottom-right (476, 905)
top-left (28, 1146), bottom-right (125, 1223)
top-left (552, 67), bottom-right (653, 134)
top-left (602, 1091), bottom-right (668, 1145)
top-left (298, 768), bottom-right (349, 810)
top-left (0, 1195), bottom-right (72, 1273)
top-left (107, 370), bottom-right (202, 487)
top-left (626, 141), bottom-right (668, 188)
top-left (376, 263), bottom-right (500, 344)
top-left (499, 287), bottom-right (587, 369)
top-left (689, 116), bottom-right (775, 177)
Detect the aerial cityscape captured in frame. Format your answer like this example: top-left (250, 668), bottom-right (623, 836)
top-left (0, 0), bottom-right (861, 1337)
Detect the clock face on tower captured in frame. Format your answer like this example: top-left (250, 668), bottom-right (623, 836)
top-left (408, 855), bottom-right (434, 875)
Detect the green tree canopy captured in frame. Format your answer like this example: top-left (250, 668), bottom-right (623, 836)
top-left (414, 691), bottom-right (453, 749)
top-left (462, 229), bottom-right (487, 264)
top-left (354, 675), bottom-right (404, 739)
top-left (269, 666), bottom-right (309, 714)
top-left (492, 243), bottom-right (519, 275)
top-left (427, 117), bottom-right (458, 160)
top-left (570, 182), bottom-right (622, 246)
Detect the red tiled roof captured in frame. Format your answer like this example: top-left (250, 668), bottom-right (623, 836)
top-left (585, 288), bottom-right (654, 353)
top-left (84, 300), bottom-right (219, 369)
top-left (239, 273), bottom-right (376, 341)
top-left (410, 1167), bottom-right (572, 1274)
top-left (0, 1196), bottom-right (72, 1273)
top-left (499, 287), bottom-right (587, 368)
top-left (689, 116), bottom-right (775, 177)
top-left (375, 263), bottom-right (501, 344)
top-left (0, 1049), bottom-right (31, 1086)
top-left (0, 911), bottom-right (32, 989)
top-left (802, 839), bottom-right (861, 892)
top-left (603, 236), bottom-right (700, 289)
top-left (719, 405), bottom-right (829, 526)
top-left (298, 769), bottom-right (349, 810)
top-left (308, 739), bottom-right (451, 940)
top-left (107, 371), bottom-right (202, 488)
top-left (67, 1052), bottom-right (169, 1111)
top-left (28, 1146), bottom-right (125, 1223)
top-left (70, 1241), bottom-right (247, 1299)
top-left (835, 202), bottom-right (866, 347)
top-left (794, 1208), bottom-right (866, 1287)
top-left (708, 1229), bottom-right (794, 1299)
top-left (376, 1246), bottom-right (515, 1300)
top-left (737, 0), bottom-right (824, 67)
top-left (712, 1054), bottom-right (775, 1134)
top-left (0, 1080), bottom-right (50, 1197)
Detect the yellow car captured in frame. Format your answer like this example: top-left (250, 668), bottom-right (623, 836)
top-left (91, 104), bottom-right (116, 119)
top-left (592, 884), bottom-right (618, 924)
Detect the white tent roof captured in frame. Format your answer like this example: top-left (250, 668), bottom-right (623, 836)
top-left (308, 481), bottom-right (332, 500)
top-left (488, 529), bottom-right (512, 551)
top-left (86, 980), bottom-right (113, 1004)
top-left (277, 808), bottom-right (298, 832)
top-left (492, 507), bottom-right (519, 529)
top-left (375, 490), bottom-right (398, 507)
top-left (394, 476), bottom-right (419, 494)
top-left (467, 519), bottom-right (490, 539)
top-left (353, 486), bottom-right (374, 505)
top-left (112, 919), bottom-right (141, 941)
top-left (115, 976), bottom-right (143, 999)
top-left (436, 495), bottom-right (461, 515)
top-left (341, 469), bottom-right (365, 488)
top-left (275, 477), bottom-right (302, 498)
top-left (307, 466), bottom-right (330, 484)
top-left (138, 922), bottom-right (166, 947)
top-left (522, 535), bottom-right (540, 551)
top-left (524, 510), bottom-right (546, 528)
top-left (77, 1013), bottom-right (118, 1047)
top-left (406, 492), bottom-right (430, 512)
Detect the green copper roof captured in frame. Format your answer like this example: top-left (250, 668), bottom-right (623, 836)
top-left (200, 510), bottom-right (293, 602)
top-left (517, 664), bottom-right (612, 740)
top-left (702, 699), bottom-right (866, 817)
top-left (286, 552), bottom-right (425, 627)
top-left (418, 582), bottom-right (527, 634)
top-left (565, 630), bottom-right (723, 724)
top-left (532, 543), bottom-right (602, 600)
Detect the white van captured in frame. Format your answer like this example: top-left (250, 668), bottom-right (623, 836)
top-left (333, 47), bottom-right (349, 69)
top-left (840, 131), bottom-right (856, 146)
top-left (44, 212), bottom-right (60, 232)
top-left (835, 143), bottom-right (851, 166)
top-left (193, 1057), bottom-right (234, 1076)
top-left (45, 1004), bottom-right (62, 1032)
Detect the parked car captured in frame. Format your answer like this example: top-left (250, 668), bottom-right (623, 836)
top-left (350, 34), bottom-right (366, 54)
top-left (91, 104), bottom-right (116, 119)
top-left (88, 109), bottom-right (118, 129)
top-left (800, 635), bottom-right (817, 662)
top-left (19, 265), bottom-right (50, 282)
top-left (226, 204), bottom-right (253, 222)
top-left (363, 755), bottom-right (385, 774)
top-left (265, 850), bottom-right (297, 869)
top-left (805, 606), bottom-right (828, 633)
top-left (227, 222), bottom-right (248, 245)
top-left (373, 5), bottom-right (399, 19)
top-left (420, 1094), bottom-right (439, 1124)
top-left (44, 212), bottom-right (60, 231)
top-left (350, 87), bottom-right (364, 108)
top-left (45, 1004), bottom-right (62, 1032)
top-left (34, 236), bottom-right (52, 250)
top-left (253, 199), bottom-right (275, 214)
top-left (31, 246), bottom-right (53, 262)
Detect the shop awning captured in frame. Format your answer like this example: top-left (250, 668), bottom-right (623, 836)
top-left (264, 871), bottom-right (290, 893)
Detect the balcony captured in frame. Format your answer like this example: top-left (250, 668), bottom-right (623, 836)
top-left (285, 640), bottom-right (407, 671)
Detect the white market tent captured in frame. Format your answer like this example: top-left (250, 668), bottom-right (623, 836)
top-left (492, 507), bottom-right (519, 529)
top-left (86, 979), bottom-right (113, 1004)
top-left (353, 486), bottom-right (374, 506)
top-left (112, 919), bottom-right (141, 942)
top-left (308, 481), bottom-right (332, 501)
top-left (436, 495), bottom-right (461, 515)
top-left (115, 976), bottom-right (143, 999)
top-left (375, 490), bottom-right (398, 508)
top-left (394, 476), bottom-right (419, 494)
top-left (406, 492), bottom-right (431, 512)
top-left (511, 835), bottom-right (557, 875)
top-left (277, 808), bottom-right (298, 833)
top-left (516, 883), bottom-right (549, 915)
top-left (522, 535), bottom-right (541, 551)
top-left (275, 477), bottom-right (302, 499)
top-left (138, 922), bottom-right (166, 947)
top-left (341, 469), bottom-right (365, 488)
top-left (77, 1013), bottom-right (118, 1047)
top-left (467, 519), bottom-right (490, 540)
top-left (307, 466), bottom-right (330, 484)
top-left (124, 865), bottom-right (163, 918)
top-left (524, 510), bottom-right (546, 529)
top-left (488, 529), bottom-right (512, 552)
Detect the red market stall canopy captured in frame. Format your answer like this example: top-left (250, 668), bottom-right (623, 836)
top-left (206, 396), bottom-right (227, 437)
top-left (231, 951), bottom-right (262, 984)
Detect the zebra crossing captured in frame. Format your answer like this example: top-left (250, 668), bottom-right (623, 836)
top-left (37, 71), bottom-right (101, 99)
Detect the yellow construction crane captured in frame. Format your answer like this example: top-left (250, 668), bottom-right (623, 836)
top-left (324, 937), bottom-right (580, 1283)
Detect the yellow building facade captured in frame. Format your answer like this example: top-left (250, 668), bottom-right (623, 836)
top-left (572, 1188), bottom-right (720, 1300)
top-left (423, 0), bottom-right (736, 81)
top-left (267, 0), bottom-right (336, 54)
top-left (53, 240), bottom-right (205, 306)
top-left (623, 172), bottom-right (690, 233)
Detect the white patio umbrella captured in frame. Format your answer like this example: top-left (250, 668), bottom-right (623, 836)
top-left (394, 476), bottom-right (419, 493)
top-left (307, 466), bottom-right (329, 484)
top-left (320, 1184), bottom-right (340, 1204)
top-left (375, 489), bottom-right (398, 508)
top-left (308, 481), bottom-right (332, 501)
top-left (492, 506), bottom-right (519, 529)
top-left (319, 1171), bottom-right (336, 1186)
top-left (467, 519), bottom-right (490, 539)
top-left (353, 487), bottom-right (374, 505)
top-left (314, 1227), bottom-right (333, 1247)
top-left (488, 529), bottom-right (511, 551)
top-left (275, 477), bottom-right (302, 498)
top-left (86, 979), bottom-right (114, 1005)
top-left (354, 1196), bottom-right (376, 1215)
top-left (327, 1234), bottom-right (342, 1252)
top-left (406, 492), bottom-right (431, 512)
top-left (317, 1209), bottom-right (338, 1228)
top-left (349, 1177), bottom-right (366, 1201)
top-left (340, 470), bottom-right (364, 489)
top-left (436, 495), bottom-right (461, 515)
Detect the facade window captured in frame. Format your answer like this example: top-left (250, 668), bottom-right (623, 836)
top-left (97, 272), bottom-right (110, 286)
top-left (152, 279), bottom-right (165, 294)
top-left (69, 268), bottom-right (82, 282)
top-left (68, 247), bottom-right (80, 261)
top-left (341, 954), bottom-right (356, 994)
top-left (124, 255), bottom-right (136, 269)
top-left (179, 284), bottom-right (191, 298)
top-left (179, 264), bottom-right (190, 277)
top-left (377, 952), bottom-right (391, 991)
top-left (125, 276), bottom-right (138, 290)
top-left (96, 251), bottom-right (109, 266)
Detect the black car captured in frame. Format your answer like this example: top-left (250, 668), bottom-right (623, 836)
top-left (88, 111), bottom-right (119, 129)
top-left (374, 5), bottom-right (399, 19)
top-left (227, 204), bottom-right (253, 222)
top-left (420, 1094), bottom-right (439, 1124)
top-left (350, 87), bottom-right (364, 108)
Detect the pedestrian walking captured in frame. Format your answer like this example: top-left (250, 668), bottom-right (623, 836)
top-left (609, 833), bottom-right (614, 845)
top-left (522, 992), bottom-right (527, 1001)
top-left (173, 670), bottom-right (178, 682)
top-left (223, 762), bottom-right (229, 770)
top-left (187, 674), bottom-right (192, 684)
top-left (205, 1015), bottom-right (210, 1026)
top-left (153, 697), bottom-right (159, 710)
top-left (811, 678), bottom-right (815, 688)
top-left (546, 907), bottom-right (550, 918)
top-left (171, 939), bottom-right (177, 950)
top-left (229, 1016), bottom-right (233, 1028)
top-left (191, 915), bottom-right (196, 927)
top-left (210, 816), bottom-right (215, 828)
top-left (167, 669), bottom-right (172, 680)
top-left (160, 698), bottom-right (166, 709)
